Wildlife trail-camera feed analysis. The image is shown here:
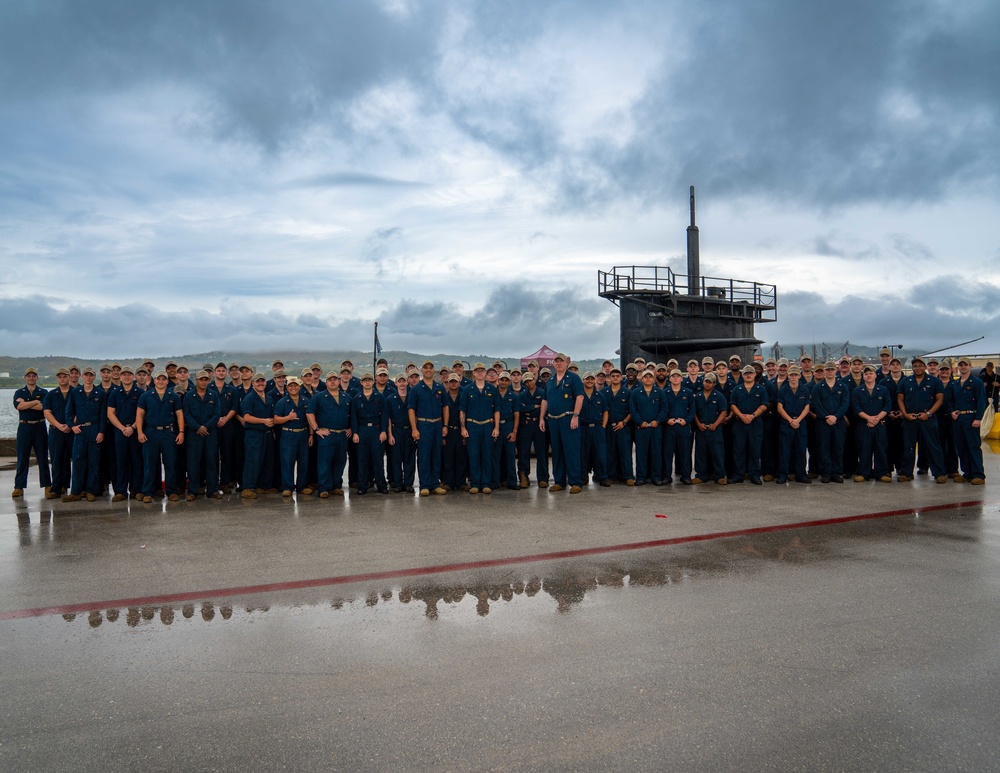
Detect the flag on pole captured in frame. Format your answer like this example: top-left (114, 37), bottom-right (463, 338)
top-left (373, 321), bottom-right (382, 373)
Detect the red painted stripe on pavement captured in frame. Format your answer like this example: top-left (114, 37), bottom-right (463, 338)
top-left (0, 499), bottom-right (984, 621)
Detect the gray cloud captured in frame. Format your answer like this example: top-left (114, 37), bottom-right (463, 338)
top-left (361, 227), bottom-right (405, 278)
top-left (766, 276), bottom-right (999, 352)
top-left (3, 1), bottom-right (996, 212)
top-left (381, 299), bottom-right (455, 336)
top-left (0, 1), bottom-right (445, 150)
top-left (660, 1), bottom-right (1000, 207)
top-left (0, 284), bottom-right (618, 359)
top-left (0, 296), bottom-right (355, 358)
top-left (906, 277), bottom-right (1000, 319)
top-left (888, 234), bottom-right (935, 263)
top-left (379, 283), bottom-right (617, 359)
top-left (452, 0), bottom-right (1000, 211)
top-left (292, 172), bottom-right (428, 189)
top-left (810, 234), bottom-right (881, 262)
top-left (805, 231), bottom-right (935, 264)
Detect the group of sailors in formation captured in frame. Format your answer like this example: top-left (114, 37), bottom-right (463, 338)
top-left (10, 347), bottom-right (988, 505)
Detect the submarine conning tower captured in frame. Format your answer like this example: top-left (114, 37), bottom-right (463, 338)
top-left (598, 186), bottom-right (777, 368)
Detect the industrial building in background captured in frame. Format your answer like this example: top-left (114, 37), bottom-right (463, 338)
top-left (599, 187), bottom-right (777, 367)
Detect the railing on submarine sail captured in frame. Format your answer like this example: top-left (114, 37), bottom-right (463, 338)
top-left (598, 265), bottom-right (777, 322)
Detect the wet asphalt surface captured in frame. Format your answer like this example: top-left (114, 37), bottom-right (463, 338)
top-left (2, 454), bottom-right (1000, 772)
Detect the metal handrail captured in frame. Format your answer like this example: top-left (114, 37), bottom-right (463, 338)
top-left (598, 265), bottom-right (776, 306)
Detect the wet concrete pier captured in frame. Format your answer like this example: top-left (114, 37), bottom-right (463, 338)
top-left (3, 462), bottom-right (1000, 771)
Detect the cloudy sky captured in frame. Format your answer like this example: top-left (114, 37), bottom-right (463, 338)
top-left (1, 0), bottom-right (998, 359)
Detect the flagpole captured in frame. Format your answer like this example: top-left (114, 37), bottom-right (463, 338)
top-left (373, 321), bottom-right (378, 373)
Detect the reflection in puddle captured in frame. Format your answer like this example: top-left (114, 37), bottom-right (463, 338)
top-left (49, 512), bottom-right (983, 631)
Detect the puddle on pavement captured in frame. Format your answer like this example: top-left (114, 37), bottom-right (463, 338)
top-left (28, 506), bottom-right (988, 635)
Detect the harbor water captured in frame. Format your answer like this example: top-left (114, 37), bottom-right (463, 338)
top-left (1, 389), bottom-right (18, 438)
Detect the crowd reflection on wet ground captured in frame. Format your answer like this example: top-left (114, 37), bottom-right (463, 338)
top-left (47, 508), bottom-right (986, 629)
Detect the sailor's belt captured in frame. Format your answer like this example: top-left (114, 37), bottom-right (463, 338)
top-left (547, 411), bottom-right (572, 419)
top-left (321, 428), bottom-right (350, 434)
top-left (417, 417), bottom-right (441, 422)
top-left (582, 422), bottom-right (599, 427)
top-left (153, 425), bottom-right (175, 431)
top-left (957, 410), bottom-right (976, 415)
top-left (467, 419), bottom-right (493, 425)
top-left (284, 427), bottom-right (308, 432)
top-left (359, 422), bottom-right (379, 427)
top-left (19, 419), bottom-right (44, 424)
top-left (76, 422), bottom-right (92, 428)
top-left (523, 416), bottom-right (538, 421)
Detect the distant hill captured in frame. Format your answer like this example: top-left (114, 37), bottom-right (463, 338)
top-left (0, 349), bottom-right (616, 386)
top-left (4, 342), bottom-right (950, 387)
top-left (764, 342), bottom-right (928, 363)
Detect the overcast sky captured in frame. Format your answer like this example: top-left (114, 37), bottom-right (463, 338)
top-left (2, 0), bottom-right (998, 359)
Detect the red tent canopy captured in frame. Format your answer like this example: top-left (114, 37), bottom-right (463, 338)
top-left (521, 345), bottom-right (561, 369)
